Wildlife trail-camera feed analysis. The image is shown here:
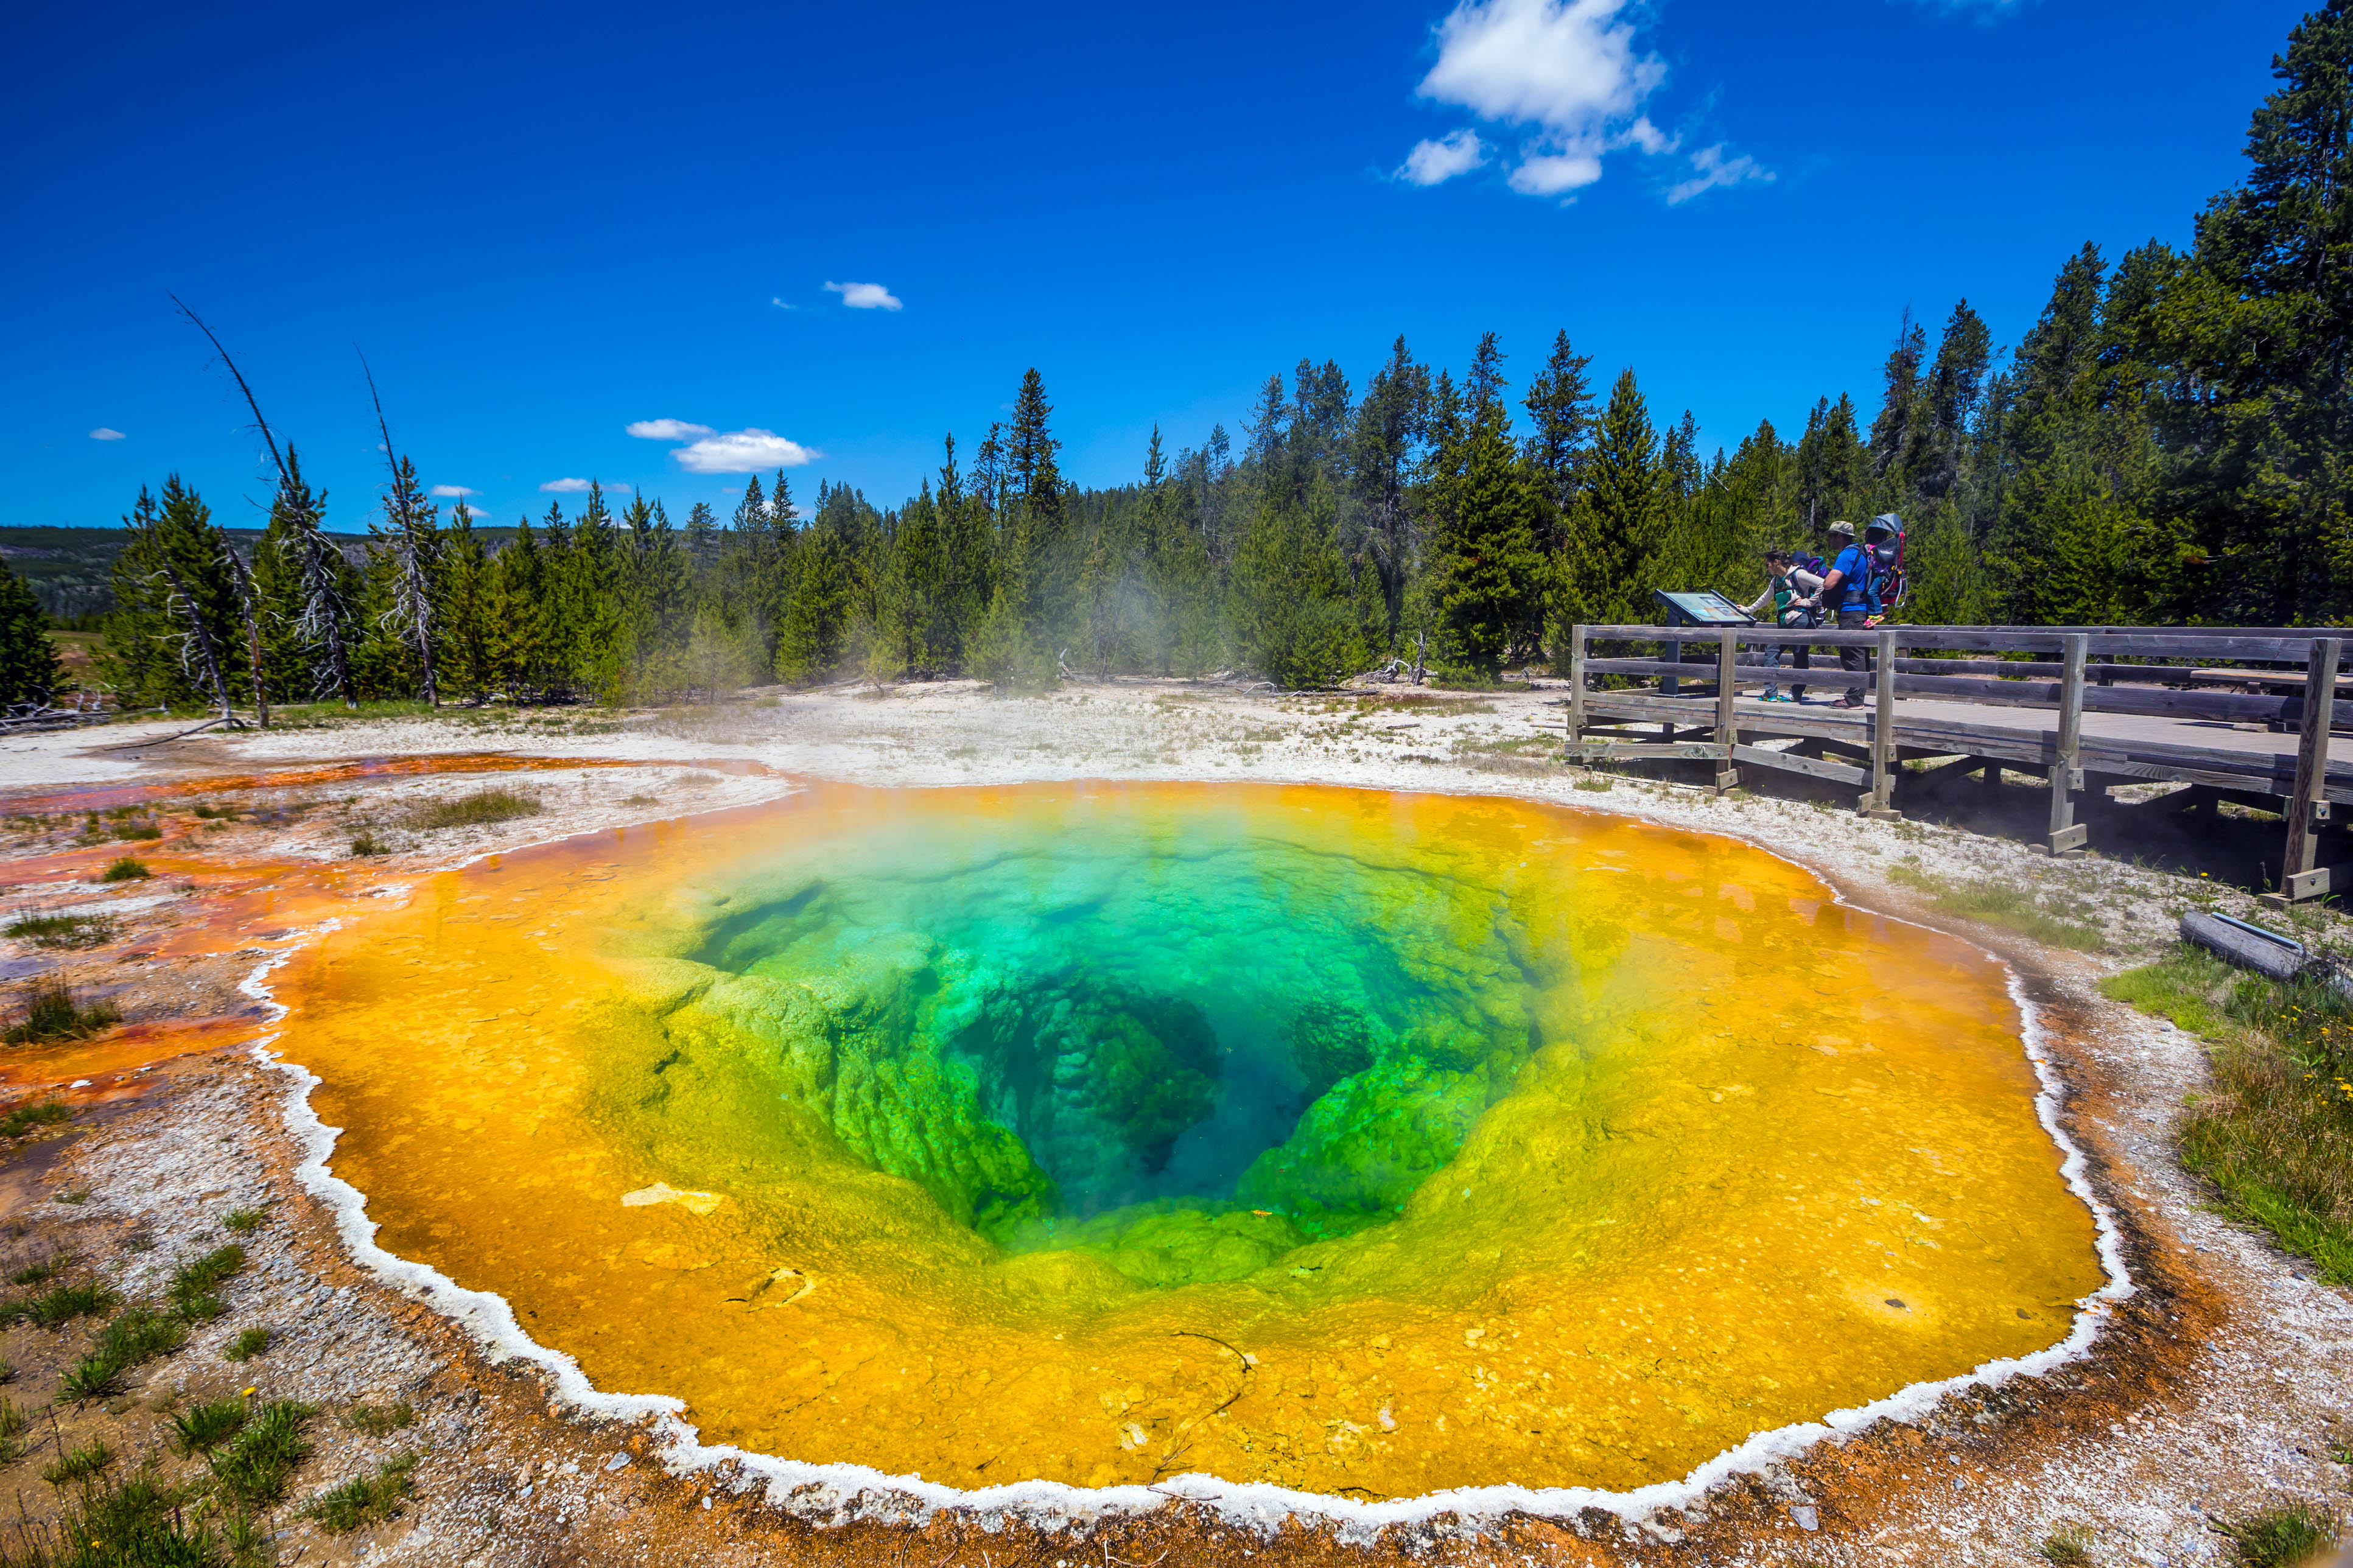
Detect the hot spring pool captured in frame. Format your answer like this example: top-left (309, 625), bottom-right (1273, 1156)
top-left (281, 782), bottom-right (2105, 1499)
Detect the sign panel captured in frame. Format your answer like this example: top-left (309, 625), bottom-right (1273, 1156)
top-left (1653, 590), bottom-right (1755, 626)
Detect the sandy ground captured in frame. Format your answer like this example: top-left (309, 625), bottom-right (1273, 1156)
top-left (0, 679), bottom-right (2343, 1566)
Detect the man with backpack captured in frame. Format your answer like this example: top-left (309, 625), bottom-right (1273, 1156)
top-left (1817, 521), bottom-right (1873, 709)
top-left (1739, 549), bottom-right (1822, 701)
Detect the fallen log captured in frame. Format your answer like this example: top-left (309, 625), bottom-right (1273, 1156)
top-left (2179, 910), bottom-right (2353, 999)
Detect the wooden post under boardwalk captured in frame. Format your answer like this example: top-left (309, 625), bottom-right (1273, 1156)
top-left (2272, 635), bottom-right (2343, 905)
top-left (1865, 629), bottom-right (1899, 819)
top-left (1714, 627), bottom-right (1739, 796)
top-left (2039, 633), bottom-right (2089, 856)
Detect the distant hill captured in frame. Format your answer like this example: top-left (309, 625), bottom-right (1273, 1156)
top-left (0, 525), bottom-right (518, 623)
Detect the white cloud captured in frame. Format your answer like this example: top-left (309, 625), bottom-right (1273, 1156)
top-left (824, 280), bottom-right (903, 311)
top-left (625, 418), bottom-right (716, 441)
top-left (668, 429), bottom-right (820, 474)
top-left (771, 296), bottom-right (796, 310)
top-left (1508, 149), bottom-right (1605, 195)
top-left (428, 484), bottom-right (475, 498)
top-left (539, 478), bottom-right (631, 494)
top-left (1666, 142), bottom-right (1774, 204)
top-left (1404, 0), bottom-right (1764, 203)
top-left (88, 427), bottom-right (125, 441)
top-left (1396, 128), bottom-right (1489, 185)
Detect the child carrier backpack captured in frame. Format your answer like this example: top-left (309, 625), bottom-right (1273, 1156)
top-left (1865, 514), bottom-right (1907, 611)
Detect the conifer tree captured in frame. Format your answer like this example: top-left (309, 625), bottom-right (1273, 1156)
top-left (2158, 0), bottom-right (2353, 622)
top-left (0, 559), bottom-right (60, 711)
top-left (1522, 330), bottom-right (1598, 523)
top-left (1432, 388), bottom-right (1543, 676)
top-left (1563, 369), bottom-right (1671, 630)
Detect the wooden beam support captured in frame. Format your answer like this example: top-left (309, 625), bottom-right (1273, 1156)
top-left (1731, 744), bottom-right (1868, 786)
top-left (2268, 636), bottom-right (2341, 906)
top-left (2037, 632), bottom-right (2089, 856)
top-left (1864, 628), bottom-right (1899, 818)
top-left (1568, 624), bottom-right (1588, 747)
top-left (1714, 626), bottom-right (1740, 794)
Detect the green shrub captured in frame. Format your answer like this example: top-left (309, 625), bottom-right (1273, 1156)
top-left (0, 1101), bottom-right (74, 1138)
top-left (110, 823), bottom-right (161, 841)
top-left (223, 1326), bottom-right (270, 1363)
top-left (221, 1207), bottom-right (265, 1235)
top-left (99, 857), bottom-right (151, 882)
top-left (4, 979), bottom-right (121, 1044)
top-left (2, 913), bottom-right (118, 950)
top-left (2217, 1500), bottom-right (2341, 1568)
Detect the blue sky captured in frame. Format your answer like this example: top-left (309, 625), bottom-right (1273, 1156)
top-left (1, 0), bottom-right (2310, 531)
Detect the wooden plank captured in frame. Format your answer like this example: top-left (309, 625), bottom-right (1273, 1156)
top-left (2282, 637), bottom-right (2341, 889)
top-left (1731, 744), bottom-right (1868, 785)
top-left (1564, 743), bottom-right (1730, 761)
top-left (2046, 634), bottom-right (2087, 854)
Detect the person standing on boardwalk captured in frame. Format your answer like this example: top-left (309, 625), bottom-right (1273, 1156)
top-left (1739, 550), bottom-right (1823, 702)
top-left (1815, 522), bottom-right (1872, 710)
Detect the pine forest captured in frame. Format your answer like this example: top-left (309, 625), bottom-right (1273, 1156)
top-left (43, 5), bottom-right (2353, 715)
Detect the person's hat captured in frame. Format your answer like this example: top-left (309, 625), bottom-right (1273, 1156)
top-left (1826, 520), bottom-right (1857, 539)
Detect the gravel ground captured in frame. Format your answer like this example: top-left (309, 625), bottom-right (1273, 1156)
top-left (0, 681), bottom-right (2341, 1566)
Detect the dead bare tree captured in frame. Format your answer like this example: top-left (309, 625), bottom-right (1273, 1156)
top-left (360, 352), bottom-right (440, 707)
top-left (216, 539), bottom-right (269, 729)
top-left (174, 296), bottom-right (359, 710)
top-left (137, 519), bottom-right (236, 729)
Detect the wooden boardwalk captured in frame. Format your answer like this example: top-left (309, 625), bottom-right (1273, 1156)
top-left (1564, 623), bottom-right (2353, 905)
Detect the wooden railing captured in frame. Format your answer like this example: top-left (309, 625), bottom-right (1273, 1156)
top-left (1565, 623), bottom-right (2349, 901)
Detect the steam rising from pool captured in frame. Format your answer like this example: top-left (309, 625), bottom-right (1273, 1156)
top-left (284, 782), bottom-right (2104, 1499)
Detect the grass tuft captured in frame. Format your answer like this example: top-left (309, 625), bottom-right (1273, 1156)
top-left (2105, 944), bottom-right (2353, 1284)
top-left (1885, 864), bottom-right (2105, 951)
top-left (4, 978), bottom-right (121, 1044)
top-left (221, 1206), bottom-right (265, 1236)
top-left (19, 1279), bottom-right (118, 1329)
top-left (8, 1251), bottom-right (69, 1287)
top-left (109, 823), bottom-right (161, 842)
top-left (2217, 1500), bottom-right (2341, 1568)
top-left (99, 856), bottom-right (151, 882)
top-left (206, 1398), bottom-right (317, 1508)
top-left (169, 1395), bottom-right (250, 1457)
top-left (2041, 1522), bottom-right (2097, 1567)
top-left (60, 1303), bottom-right (188, 1401)
top-left (340, 1399), bottom-right (415, 1437)
top-left (41, 1440), bottom-right (113, 1487)
top-left (349, 830), bottom-right (389, 857)
top-left (0, 1101), bottom-right (74, 1139)
top-left (402, 788), bottom-right (543, 830)
top-left (2, 912), bottom-right (119, 950)
top-left (301, 1452), bottom-right (419, 1533)
top-left (222, 1326), bottom-right (270, 1363)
